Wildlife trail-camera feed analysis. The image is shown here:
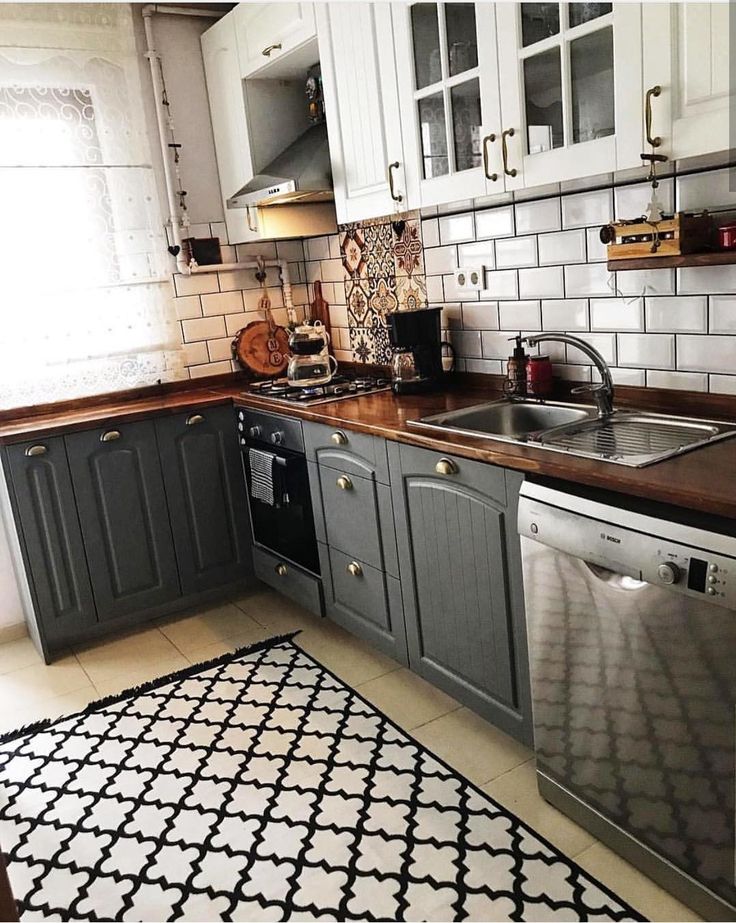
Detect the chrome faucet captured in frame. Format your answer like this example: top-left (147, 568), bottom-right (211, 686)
top-left (522, 333), bottom-right (615, 417)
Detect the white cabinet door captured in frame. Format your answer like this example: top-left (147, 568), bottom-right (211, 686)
top-left (495, 2), bottom-right (643, 190)
top-left (393, 2), bottom-right (506, 208)
top-left (201, 14), bottom-right (261, 244)
top-left (234, 2), bottom-right (316, 78)
top-left (317, 3), bottom-right (406, 223)
top-left (643, 2), bottom-right (730, 161)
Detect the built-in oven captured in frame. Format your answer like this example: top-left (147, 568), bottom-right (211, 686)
top-left (236, 407), bottom-right (320, 575)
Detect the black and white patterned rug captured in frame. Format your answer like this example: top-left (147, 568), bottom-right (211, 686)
top-left (0, 634), bottom-right (645, 921)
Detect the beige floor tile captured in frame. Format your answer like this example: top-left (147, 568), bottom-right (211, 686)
top-left (574, 842), bottom-right (703, 922)
top-left (232, 588), bottom-right (325, 635)
top-left (411, 707), bottom-right (532, 786)
top-left (0, 654), bottom-right (92, 710)
top-left (357, 667), bottom-right (460, 731)
top-left (481, 760), bottom-right (596, 858)
top-left (158, 602), bottom-right (263, 656)
top-left (296, 621), bottom-right (402, 686)
top-left (0, 634), bottom-right (43, 675)
top-left (93, 653), bottom-right (190, 699)
top-left (0, 686), bottom-right (101, 736)
top-left (74, 627), bottom-right (182, 685)
top-left (182, 622), bottom-right (273, 666)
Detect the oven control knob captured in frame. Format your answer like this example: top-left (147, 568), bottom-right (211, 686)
top-left (248, 425), bottom-right (262, 439)
top-left (271, 431), bottom-right (284, 445)
top-left (657, 562), bottom-right (680, 585)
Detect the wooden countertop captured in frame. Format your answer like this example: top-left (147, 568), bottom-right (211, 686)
top-left (2, 375), bottom-right (736, 520)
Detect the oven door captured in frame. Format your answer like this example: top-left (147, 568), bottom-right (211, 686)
top-left (242, 443), bottom-right (320, 574)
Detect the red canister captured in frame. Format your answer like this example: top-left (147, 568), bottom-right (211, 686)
top-left (718, 223), bottom-right (736, 250)
top-left (526, 355), bottom-right (553, 398)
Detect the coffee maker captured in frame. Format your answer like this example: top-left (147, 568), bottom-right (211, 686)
top-left (388, 307), bottom-right (451, 394)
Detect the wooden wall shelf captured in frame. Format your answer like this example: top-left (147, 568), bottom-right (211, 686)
top-left (608, 251), bottom-right (736, 271)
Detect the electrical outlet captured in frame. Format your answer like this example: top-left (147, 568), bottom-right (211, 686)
top-left (454, 265), bottom-right (483, 292)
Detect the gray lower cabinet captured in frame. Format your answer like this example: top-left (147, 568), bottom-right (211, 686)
top-left (156, 406), bottom-right (252, 596)
top-left (389, 441), bottom-right (532, 746)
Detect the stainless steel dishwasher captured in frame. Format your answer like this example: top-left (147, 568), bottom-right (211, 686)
top-left (518, 481), bottom-right (736, 921)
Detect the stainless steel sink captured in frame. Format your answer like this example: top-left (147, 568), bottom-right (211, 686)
top-left (410, 399), bottom-right (736, 467)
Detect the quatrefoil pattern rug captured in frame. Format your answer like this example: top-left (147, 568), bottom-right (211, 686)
top-left (0, 635), bottom-right (644, 921)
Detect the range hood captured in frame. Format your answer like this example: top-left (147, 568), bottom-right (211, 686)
top-left (227, 122), bottom-right (333, 209)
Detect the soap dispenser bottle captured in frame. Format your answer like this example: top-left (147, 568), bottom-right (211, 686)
top-left (504, 334), bottom-right (528, 396)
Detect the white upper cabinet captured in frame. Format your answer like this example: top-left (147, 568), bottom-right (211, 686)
top-left (495, 3), bottom-right (643, 190)
top-left (234, 3), bottom-right (316, 78)
top-left (643, 2), bottom-right (730, 162)
top-left (316, 3), bottom-right (406, 223)
top-left (392, 2), bottom-right (506, 207)
top-left (201, 14), bottom-right (261, 243)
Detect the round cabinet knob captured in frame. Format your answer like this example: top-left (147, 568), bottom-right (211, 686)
top-left (275, 563), bottom-right (288, 577)
top-left (336, 475), bottom-right (353, 491)
top-left (347, 561), bottom-right (363, 577)
top-left (331, 431), bottom-right (348, 446)
top-left (248, 425), bottom-right (262, 439)
top-left (271, 431), bottom-right (284, 445)
top-left (657, 562), bottom-right (680, 585)
top-left (435, 458), bottom-right (458, 476)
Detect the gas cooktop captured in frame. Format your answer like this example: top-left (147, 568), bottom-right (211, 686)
top-left (244, 374), bottom-right (391, 405)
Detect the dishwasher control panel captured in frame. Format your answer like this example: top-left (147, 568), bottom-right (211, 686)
top-left (651, 546), bottom-right (731, 603)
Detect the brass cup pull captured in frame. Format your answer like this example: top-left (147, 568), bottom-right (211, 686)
top-left (25, 444), bottom-right (47, 457)
top-left (501, 128), bottom-right (517, 177)
top-left (262, 42), bottom-right (282, 57)
top-left (645, 85), bottom-right (662, 148)
top-left (186, 414), bottom-right (204, 426)
top-left (336, 475), bottom-right (353, 491)
top-left (482, 133), bottom-right (498, 181)
top-left (275, 563), bottom-right (288, 576)
top-left (331, 431), bottom-right (348, 446)
top-left (387, 161), bottom-right (403, 203)
top-left (347, 561), bottom-right (363, 578)
top-left (100, 430), bottom-right (121, 443)
top-left (435, 457), bottom-right (458, 476)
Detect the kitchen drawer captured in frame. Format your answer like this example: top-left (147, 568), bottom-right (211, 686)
top-left (252, 544), bottom-right (323, 617)
top-left (396, 442), bottom-right (507, 505)
top-left (319, 467), bottom-right (398, 577)
top-left (236, 407), bottom-right (304, 453)
top-left (304, 421), bottom-right (389, 484)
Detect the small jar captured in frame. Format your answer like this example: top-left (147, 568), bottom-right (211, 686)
top-left (526, 355), bottom-right (553, 398)
top-left (718, 223), bottom-right (736, 250)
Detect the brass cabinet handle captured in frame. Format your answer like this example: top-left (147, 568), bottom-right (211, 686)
top-left (482, 133), bottom-right (498, 181)
top-left (347, 561), bottom-right (363, 577)
top-left (387, 161), bottom-right (403, 203)
top-left (331, 431), bottom-right (348, 446)
top-left (186, 414), bottom-right (204, 426)
top-left (262, 42), bottom-right (282, 57)
top-left (501, 128), bottom-right (517, 177)
top-left (336, 475), bottom-right (353, 491)
top-left (25, 444), bottom-right (47, 457)
top-left (100, 430), bottom-right (121, 443)
top-left (645, 85), bottom-right (662, 148)
top-left (275, 563), bottom-right (288, 576)
top-left (435, 457), bottom-right (458, 476)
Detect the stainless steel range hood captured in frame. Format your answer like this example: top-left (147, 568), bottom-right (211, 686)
top-left (227, 122), bottom-right (333, 209)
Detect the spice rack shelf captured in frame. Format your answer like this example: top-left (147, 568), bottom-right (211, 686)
top-left (608, 251), bottom-right (736, 271)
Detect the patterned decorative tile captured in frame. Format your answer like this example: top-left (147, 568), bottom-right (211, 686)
top-left (393, 219), bottom-right (424, 277)
top-left (346, 278), bottom-right (370, 326)
top-left (369, 312), bottom-right (393, 364)
top-left (397, 274), bottom-right (428, 312)
top-left (340, 228), bottom-right (367, 280)
top-left (349, 326), bottom-right (377, 364)
top-left (363, 222), bottom-right (394, 277)
top-left (367, 276), bottom-right (399, 317)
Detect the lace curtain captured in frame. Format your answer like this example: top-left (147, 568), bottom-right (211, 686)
top-left (0, 3), bottom-right (184, 408)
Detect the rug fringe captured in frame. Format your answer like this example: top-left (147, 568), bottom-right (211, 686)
top-left (0, 630), bottom-right (301, 746)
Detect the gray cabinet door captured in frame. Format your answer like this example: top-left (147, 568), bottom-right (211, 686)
top-left (156, 406), bottom-right (253, 595)
top-left (390, 442), bottom-right (532, 745)
top-left (65, 421), bottom-right (180, 620)
top-left (4, 438), bottom-right (97, 648)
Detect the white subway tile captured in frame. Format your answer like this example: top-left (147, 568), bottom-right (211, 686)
top-left (174, 273), bottom-right (219, 297)
top-left (305, 236), bottom-right (330, 261)
top-left (709, 374), bottom-right (736, 395)
top-left (515, 198), bottom-right (560, 234)
top-left (426, 275), bottom-right (444, 301)
top-left (562, 189), bottom-right (613, 229)
top-left (209, 221), bottom-right (228, 244)
top-left (207, 337), bottom-right (234, 362)
top-left (616, 268), bottom-right (674, 297)
top-left (421, 218), bottom-right (440, 247)
top-left (243, 287), bottom-right (283, 311)
top-left (328, 235), bottom-right (342, 260)
top-left (710, 296), bottom-right (736, 333)
top-left (225, 311), bottom-right (260, 336)
top-left (188, 223), bottom-right (211, 239)
top-left (585, 228), bottom-right (608, 262)
top-left (480, 269), bottom-right (518, 300)
top-left (645, 297), bottom-right (707, 333)
top-left (678, 264), bottom-right (736, 294)
top-left (189, 360), bottom-right (231, 379)
top-left (590, 298), bottom-right (644, 332)
top-left (329, 304), bottom-right (349, 327)
top-left (618, 333), bottom-right (674, 369)
top-left (201, 291), bottom-right (245, 316)
top-left (519, 266), bottom-right (564, 299)
top-left (481, 331), bottom-right (517, 359)
top-left (565, 333), bottom-right (617, 365)
top-left (320, 258), bottom-right (344, 283)
top-left (425, 246), bottom-right (458, 275)
top-left (457, 240), bottom-right (495, 268)
top-left (498, 300), bottom-right (541, 331)
top-left (462, 302), bottom-right (499, 329)
top-left (614, 179), bottom-right (674, 219)
top-left (541, 299), bottom-right (589, 331)
top-left (474, 205), bottom-right (514, 239)
top-left (182, 315), bottom-right (227, 342)
top-left (439, 212), bottom-right (475, 244)
top-left (464, 358), bottom-right (504, 374)
top-left (442, 303), bottom-right (462, 329)
top-left (609, 367), bottom-right (646, 387)
top-left (647, 370), bottom-right (707, 392)
top-left (564, 263), bottom-right (613, 297)
top-left (677, 335), bottom-right (736, 373)
top-left (182, 342), bottom-right (209, 366)
top-left (444, 273), bottom-right (479, 301)
top-left (174, 295), bottom-right (202, 320)
top-left (495, 236), bottom-right (538, 269)
top-left (220, 266), bottom-right (280, 291)
top-left (553, 363), bottom-right (592, 382)
top-left (677, 167), bottom-right (736, 212)
top-left (449, 329), bottom-right (482, 357)
top-left (235, 241), bottom-right (277, 261)
top-left (276, 239), bottom-right (305, 262)
top-left (538, 230), bottom-right (586, 266)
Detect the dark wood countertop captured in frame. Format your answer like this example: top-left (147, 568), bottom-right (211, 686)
top-left (2, 375), bottom-right (736, 520)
